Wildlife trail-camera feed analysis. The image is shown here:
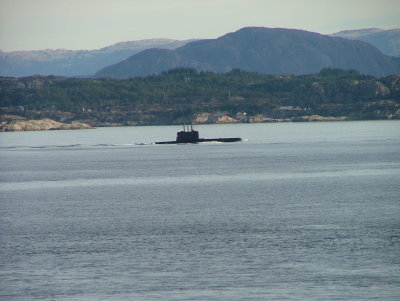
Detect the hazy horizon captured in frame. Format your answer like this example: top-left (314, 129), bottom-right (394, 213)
top-left (1, 0), bottom-right (400, 52)
top-left (1, 26), bottom-right (400, 53)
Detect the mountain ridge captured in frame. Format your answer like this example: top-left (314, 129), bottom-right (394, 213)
top-left (95, 27), bottom-right (400, 79)
top-left (331, 28), bottom-right (400, 56)
top-left (0, 39), bottom-right (194, 77)
top-left (2, 27), bottom-right (400, 78)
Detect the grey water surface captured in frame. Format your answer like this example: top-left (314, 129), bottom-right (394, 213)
top-left (1, 121), bottom-right (399, 300)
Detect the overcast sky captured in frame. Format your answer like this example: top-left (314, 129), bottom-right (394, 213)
top-left (1, 0), bottom-right (399, 52)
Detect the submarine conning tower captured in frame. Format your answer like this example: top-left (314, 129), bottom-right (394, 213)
top-left (176, 124), bottom-right (199, 143)
top-left (153, 123), bottom-right (241, 144)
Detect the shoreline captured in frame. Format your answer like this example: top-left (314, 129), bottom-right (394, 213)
top-left (0, 115), bottom-right (93, 132)
top-left (1, 113), bottom-right (398, 132)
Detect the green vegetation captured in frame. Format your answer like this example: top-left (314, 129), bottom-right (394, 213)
top-left (1, 68), bottom-right (399, 125)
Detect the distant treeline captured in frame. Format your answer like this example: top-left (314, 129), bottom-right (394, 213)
top-left (1, 68), bottom-right (399, 116)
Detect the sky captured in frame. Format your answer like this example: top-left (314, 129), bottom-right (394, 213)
top-left (0, 0), bottom-right (399, 52)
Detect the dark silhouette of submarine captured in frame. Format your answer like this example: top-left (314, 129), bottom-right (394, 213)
top-left (155, 125), bottom-right (242, 144)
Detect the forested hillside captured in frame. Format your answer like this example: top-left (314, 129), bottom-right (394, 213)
top-left (1, 68), bottom-right (399, 127)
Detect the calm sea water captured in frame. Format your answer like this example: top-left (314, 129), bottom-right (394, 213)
top-left (0, 121), bottom-right (399, 301)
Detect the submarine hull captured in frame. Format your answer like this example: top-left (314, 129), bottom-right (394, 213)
top-left (154, 127), bottom-right (242, 144)
top-left (155, 137), bottom-right (242, 144)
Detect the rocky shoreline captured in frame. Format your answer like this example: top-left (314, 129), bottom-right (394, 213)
top-left (0, 115), bottom-right (93, 132)
top-left (2, 99), bottom-right (399, 132)
top-left (0, 113), bottom-right (366, 132)
top-left (192, 112), bottom-right (350, 124)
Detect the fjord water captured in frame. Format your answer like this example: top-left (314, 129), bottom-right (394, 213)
top-left (0, 121), bottom-right (399, 301)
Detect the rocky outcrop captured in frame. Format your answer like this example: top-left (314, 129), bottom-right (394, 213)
top-left (193, 113), bottom-right (239, 124)
top-left (193, 113), bottom-right (211, 123)
top-left (215, 115), bottom-right (239, 124)
top-left (0, 115), bottom-right (93, 131)
top-left (2, 98), bottom-right (398, 131)
top-left (292, 115), bottom-right (349, 122)
top-left (248, 115), bottom-right (290, 123)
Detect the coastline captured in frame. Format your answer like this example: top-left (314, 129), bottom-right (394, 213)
top-left (0, 115), bottom-right (93, 132)
top-left (0, 111), bottom-right (397, 132)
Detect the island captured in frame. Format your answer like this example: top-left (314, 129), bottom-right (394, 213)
top-left (1, 68), bottom-right (399, 131)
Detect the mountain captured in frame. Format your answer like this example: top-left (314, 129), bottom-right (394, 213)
top-left (0, 39), bottom-right (193, 77)
top-left (331, 28), bottom-right (384, 38)
top-left (93, 48), bottom-right (212, 79)
top-left (332, 28), bottom-right (400, 56)
top-left (95, 27), bottom-right (400, 79)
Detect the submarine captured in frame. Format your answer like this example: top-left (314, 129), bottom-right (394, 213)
top-left (155, 125), bottom-right (242, 144)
